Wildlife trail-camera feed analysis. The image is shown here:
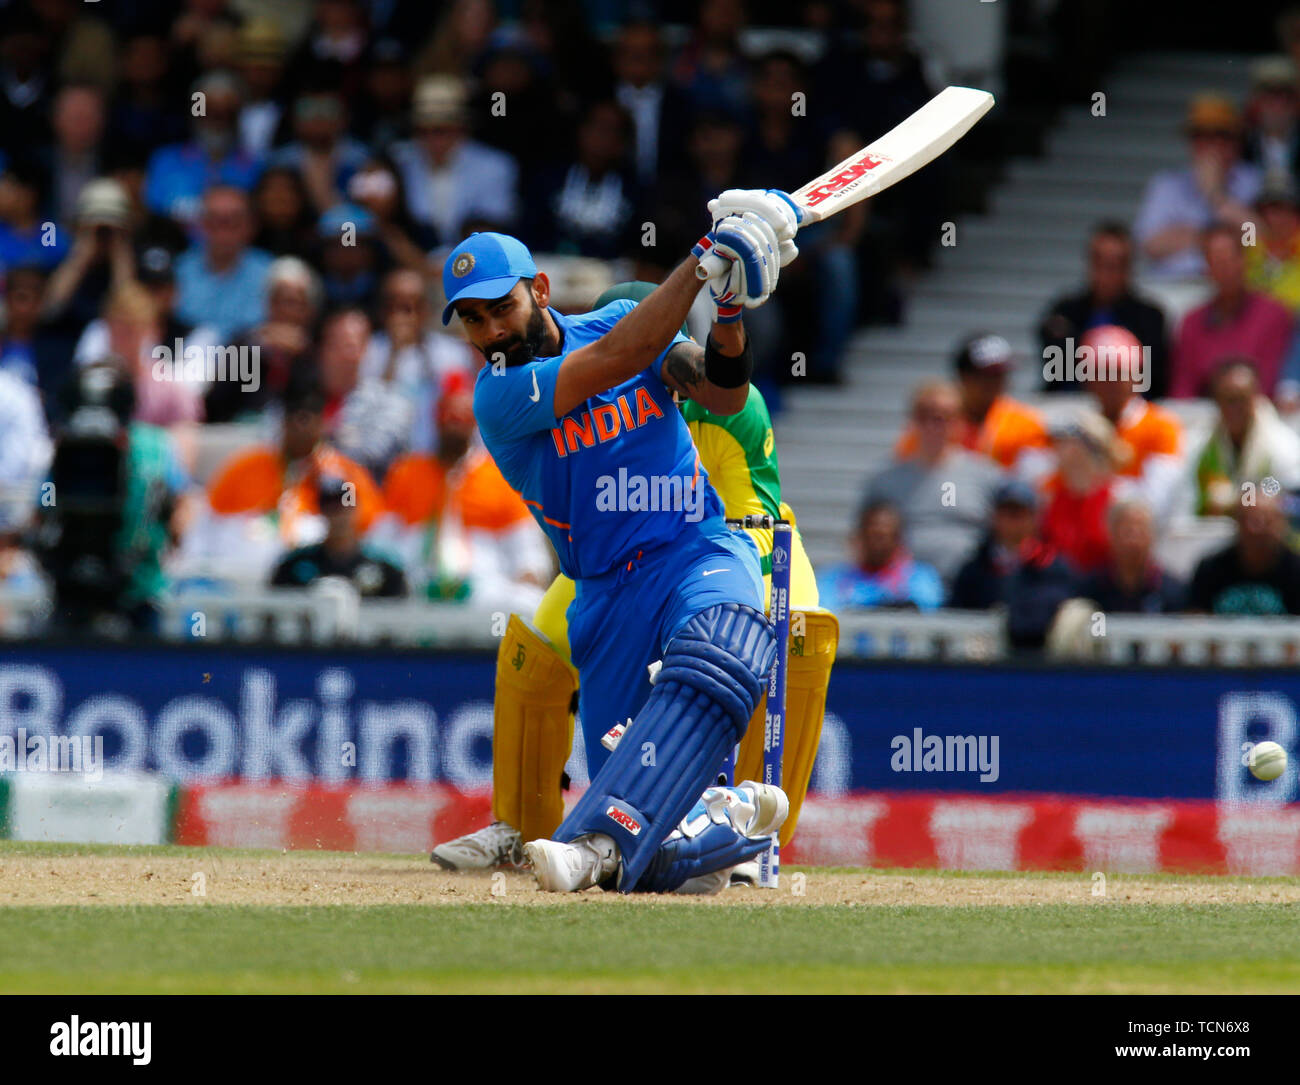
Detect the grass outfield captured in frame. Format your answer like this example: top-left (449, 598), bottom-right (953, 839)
top-left (1, 843), bottom-right (1299, 994)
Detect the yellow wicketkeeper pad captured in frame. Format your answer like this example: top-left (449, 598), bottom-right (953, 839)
top-left (491, 614), bottom-right (578, 842)
top-left (734, 608), bottom-right (839, 847)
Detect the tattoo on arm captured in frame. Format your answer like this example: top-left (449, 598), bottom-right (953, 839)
top-left (663, 342), bottom-right (706, 398)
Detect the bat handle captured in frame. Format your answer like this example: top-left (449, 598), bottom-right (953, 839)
top-left (695, 251), bottom-right (729, 281)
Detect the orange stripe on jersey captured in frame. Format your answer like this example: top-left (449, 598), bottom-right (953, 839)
top-left (524, 499), bottom-right (570, 530)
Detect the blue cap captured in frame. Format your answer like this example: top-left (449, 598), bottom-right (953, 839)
top-left (441, 232), bottom-right (537, 325)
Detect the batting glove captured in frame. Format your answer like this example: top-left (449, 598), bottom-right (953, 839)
top-left (708, 188), bottom-right (802, 267)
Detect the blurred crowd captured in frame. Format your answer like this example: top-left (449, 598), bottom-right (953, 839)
top-left (819, 9), bottom-right (1300, 642)
top-left (11, 0), bottom-right (1299, 647)
top-left (0, 0), bottom-right (962, 633)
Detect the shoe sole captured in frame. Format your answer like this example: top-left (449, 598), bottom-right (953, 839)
top-left (430, 850), bottom-right (460, 871)
top-left (522, 841), bottom-right (559, 891)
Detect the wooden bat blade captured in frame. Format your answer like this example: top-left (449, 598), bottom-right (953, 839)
top-left (693, 86), bottom-right (993, 280)
top-left (794, 85), bottom-right (995, 223)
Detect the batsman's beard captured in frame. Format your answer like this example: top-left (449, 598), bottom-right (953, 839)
top-left (491, 296), bottom-right (555, 368)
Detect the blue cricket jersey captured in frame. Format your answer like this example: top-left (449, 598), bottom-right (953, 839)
top-left (473, 300), bottom-right (725, 579)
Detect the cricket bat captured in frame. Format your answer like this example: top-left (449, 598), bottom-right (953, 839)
top-left (696, 85), bottom-right (995, 281)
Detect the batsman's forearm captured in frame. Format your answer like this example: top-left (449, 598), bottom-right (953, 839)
top-left (597, 258), bottom-right (703, 373)
top-left (709, 319), bottom-right (746, 356)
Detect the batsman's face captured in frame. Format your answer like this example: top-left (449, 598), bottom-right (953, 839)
top-left (456, 279), bottom-right (552, 369)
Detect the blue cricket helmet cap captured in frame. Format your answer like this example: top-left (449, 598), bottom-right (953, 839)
top-left (441, 231), bottom-right (538, 325)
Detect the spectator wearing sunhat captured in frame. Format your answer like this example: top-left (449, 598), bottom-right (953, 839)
top-left (389, 75), bottom-right (520, 246)
top-left (236, 18), bottom-right (290, 158)
top-left (41, 177), bottom-right (136, 348)
top-left (270, 474), bottom-right (407, 598)
top-left (949, 479), bottom-right (1080, 651)
top-left (894, 333), bottom-right (1050, 476)
top-left (1134, 94), bottom-right (1262, 280)
top-left (1243, 56), bottom-right (1300, 181)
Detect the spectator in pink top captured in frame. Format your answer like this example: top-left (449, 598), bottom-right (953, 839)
top-left (1171, 224), bottom-right (1294, 397)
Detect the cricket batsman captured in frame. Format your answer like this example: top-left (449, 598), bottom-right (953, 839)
top-left (432, 281), bottom-right (838, 882)
top-left (442, 190), bottom-right (807, 892)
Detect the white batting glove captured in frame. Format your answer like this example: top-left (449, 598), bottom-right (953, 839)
top-left (710, 211), bottom-right (781, 314)
top-left (709, 188), bottom-right (802, 267)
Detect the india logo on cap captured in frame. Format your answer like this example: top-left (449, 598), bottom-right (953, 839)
top-left (452, 252), bottom-right (475, 278)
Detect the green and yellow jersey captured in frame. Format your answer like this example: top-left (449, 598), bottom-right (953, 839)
top-left (680, 384), bottom-right (790, 577)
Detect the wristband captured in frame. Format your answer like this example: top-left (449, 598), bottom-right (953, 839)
top-left (704, 332), bottom-right (753, 388)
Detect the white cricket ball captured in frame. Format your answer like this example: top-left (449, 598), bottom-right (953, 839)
top-left (1248, 741), bottom-right (1288, 782)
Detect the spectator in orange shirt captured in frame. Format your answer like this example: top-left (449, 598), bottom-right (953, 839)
top-left (377, 384), bottom-right (552, 608)
top-left (1081, 324), bottom-right (1185, 521)
top-left (895, 332), bottom-right (1050, 477)
top-left (191, 374), bottom-right (384, 578)
top-left (1039, 410), bottom-right (1122, 575)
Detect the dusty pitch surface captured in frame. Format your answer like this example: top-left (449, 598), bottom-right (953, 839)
top-left (3, 848), bottom-right (1299, 906)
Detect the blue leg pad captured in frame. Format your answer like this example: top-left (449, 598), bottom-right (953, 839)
top-left (634, 795), bottom-right (772, 893)
top-left (554, 603), bottom-right (776, 892)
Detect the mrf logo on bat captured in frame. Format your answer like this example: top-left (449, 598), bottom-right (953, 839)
top-left (803, 152), bottom-right (892, 207)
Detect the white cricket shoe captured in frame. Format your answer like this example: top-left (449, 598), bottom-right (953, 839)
top-left (728, 859), bottom-right (761, 888)
top-left (524, 834), bottom-right (619, 892)
top-left (430, 821), bottom-right (523, 871)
